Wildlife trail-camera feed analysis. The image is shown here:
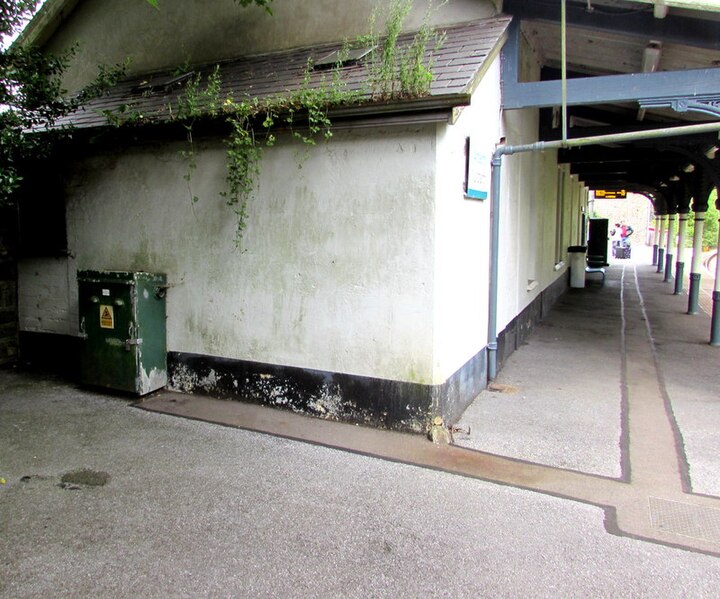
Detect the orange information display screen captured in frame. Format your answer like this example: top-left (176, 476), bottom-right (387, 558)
top-left (594, 189), bottom-right (627, 199)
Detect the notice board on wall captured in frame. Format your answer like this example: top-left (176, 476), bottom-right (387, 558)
top-left (465, 137), bottom-right (490, 200)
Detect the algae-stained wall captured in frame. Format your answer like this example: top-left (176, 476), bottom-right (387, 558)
top-left (50, 125), bottom-right (438, 384)
top-left (43, 0), bottom-right (497, 93)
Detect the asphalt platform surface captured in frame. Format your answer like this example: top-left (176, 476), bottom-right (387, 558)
top-left (2, 246), bottom-right (720, 597)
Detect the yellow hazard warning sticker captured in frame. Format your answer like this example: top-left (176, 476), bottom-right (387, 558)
top-left (100, 305), bottom-right (114, 329)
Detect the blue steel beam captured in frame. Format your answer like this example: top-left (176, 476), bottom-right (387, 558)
top-left (501, 18), bottom-right (720, 111)
top-left (503, 68), bottom-right (720, 110)
top-left (503, 0), bottom-right (720, 50)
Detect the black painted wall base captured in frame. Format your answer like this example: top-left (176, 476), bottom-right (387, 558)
top-left (166, 274), bottom-right (568, 434)
top-left (18, 331), bottom-right (81, 378)
top-left (18, 273), bottom-right (569, 434)
top-left (168, 348), bottom-right (487, 434)
top-left (19, 329), bottom-right (486, 433)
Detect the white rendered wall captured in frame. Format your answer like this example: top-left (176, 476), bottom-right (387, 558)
top-left (497, 120), bottom-right (586, 333)
top-left (431, 57), bottom-right (500, 383)
top-left (43, 125), bottom-right (438, 384)
top-left (20, 0), bottom-right (590, 388)
top-left (491, 27), bottom-right (589, 335)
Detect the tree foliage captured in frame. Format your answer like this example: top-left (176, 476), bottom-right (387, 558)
top-left (686, 190), bottom-right (719, 249)
top-left (1, 1), bottom-right (76, 204)
top-left (1, 0), bottom-right (274, 206)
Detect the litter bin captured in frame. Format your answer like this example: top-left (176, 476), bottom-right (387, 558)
top-left (78, 270), bottom-right (167, 395)
top-left (568, 246), bottom-right (587, 288)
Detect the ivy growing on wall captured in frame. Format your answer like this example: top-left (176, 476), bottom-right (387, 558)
top-left (105, 0), bottom-right (446, 246)
top-left (218, 68), bottom-right (360, 244)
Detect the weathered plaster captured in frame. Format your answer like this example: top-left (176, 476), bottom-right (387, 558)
top-left (17, 257), bottom-right (77, 336)
top-left (52, 125), bottom-right (438, 384)
top-left (15, 0), bottom-right (593, 427)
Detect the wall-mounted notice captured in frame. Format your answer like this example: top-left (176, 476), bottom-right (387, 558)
top-left (466, 137), bottom-right (490, 200)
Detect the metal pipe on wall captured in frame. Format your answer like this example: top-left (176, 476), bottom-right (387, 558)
top-left (561, 0), bottom-right (568, 143)
top-left (487, 151), bottom-right (503, 380)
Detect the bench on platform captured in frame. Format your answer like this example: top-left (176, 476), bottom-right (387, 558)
top-left (585, 254), bottom-right (607, 285)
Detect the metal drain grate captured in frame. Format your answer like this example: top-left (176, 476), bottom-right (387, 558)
top-left (648, 497), bottom-right (720, 544)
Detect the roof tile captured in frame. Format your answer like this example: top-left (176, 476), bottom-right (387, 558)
top-left (58, 16), bottom-right (510, 129)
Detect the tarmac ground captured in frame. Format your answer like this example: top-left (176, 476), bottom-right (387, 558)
top-left (1, 245), bottom-right (720, 597)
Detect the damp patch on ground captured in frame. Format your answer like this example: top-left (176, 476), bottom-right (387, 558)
top-left (487, 383), bottom-right (520, 394)
top-left (58, 469), bottom-right (111, 490)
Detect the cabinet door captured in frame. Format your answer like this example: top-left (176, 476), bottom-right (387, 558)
top-left (79, 280), bottom-right (140, 393)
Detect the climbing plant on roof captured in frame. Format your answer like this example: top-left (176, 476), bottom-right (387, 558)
top-left (362, 0), bottom-right (446, 99)
top-left (105, 0), bottom-right (446, 247)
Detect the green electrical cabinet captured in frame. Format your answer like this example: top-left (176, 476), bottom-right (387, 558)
top-left (78, 270), bottom-right (167, 395)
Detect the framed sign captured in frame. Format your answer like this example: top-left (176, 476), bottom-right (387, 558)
top-left (465, 137), bottom-right (490, 200)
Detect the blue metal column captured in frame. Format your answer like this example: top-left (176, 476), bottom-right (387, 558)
top-left (664, 213), bottom-right (675, 282)
top-left (674, 212), bottom-right (689, 294)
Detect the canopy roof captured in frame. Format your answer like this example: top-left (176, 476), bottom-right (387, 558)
top-left (504, 0), bottom-right (720, 211)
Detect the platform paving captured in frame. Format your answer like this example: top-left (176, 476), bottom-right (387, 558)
top-left (459, 248), bottom-right (720, 546)
top-left (2, 247), bottom-right (720, 597)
